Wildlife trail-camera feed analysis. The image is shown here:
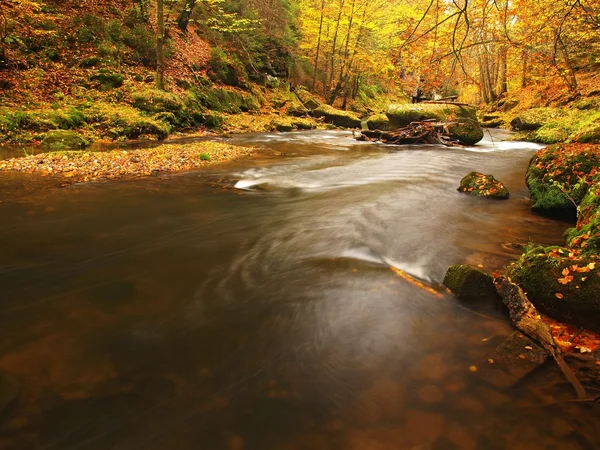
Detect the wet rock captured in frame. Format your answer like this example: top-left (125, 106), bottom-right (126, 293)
top-left (443, 264), bottom-right (503, 307)
top-left (311, 105), bottom-right (361, 128)
top-left (295, 89), bottom-right (321, 110)
top-left (507, 245), bottom-right (600, 333)
top-left (41, 130), bottom-right (89, 151)
top-left (525, 144), bottom-right (600, 218)
top-left (457, 172), bottom-right (509, 199)
top-left (0, 372), bottom-right (18, 415)
top-left (447, 119), bottom-right (484, 145)
top-left (477, 331), bottom-right (549, 388)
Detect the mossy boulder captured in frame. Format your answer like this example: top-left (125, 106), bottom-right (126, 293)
top-left (526, 144), bottom-right (600, 218)
top-left (443, 264), bottom-right (502, 307)
top-left (41, 130), bottom-right (89, 150)
top-left (510, 108), bottom-right (566, 131)
top-left (311, 105), bottom-right (361, 128)
top-left (132, 89), bottom-right (184, 113)
top-left (366, 113), bottom-right (394, 131)
top-left (565, 183), bottom-right (600, 255)
top-left (295, 88), bottom-right (321, 110)
top-left (458, 171), bottom-right (509, 199)
top-left (447, 119), bottom-right (484, 145)
top-left (286, 101), bottom-right (309, 117)
top-left (385, 103), bottom-right (477, 128)
top-left (508, 246), bottom-right (600, 333)
top-left (89, 69), bottom-right (124, 90)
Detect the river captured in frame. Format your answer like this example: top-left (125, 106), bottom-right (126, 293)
top-left (0, 130), bottom-right (598, 449)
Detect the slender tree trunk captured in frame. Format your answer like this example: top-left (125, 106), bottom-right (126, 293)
top-left (521, 49), bottom-right (528, 88)
top-left (311, 0), bottom-right (326, 92)
top-left (156, 0), bottom-right (165, 89)
top-left (496, 46), bottom-right (507, 96)
top-left (327, 0), bottom-right (345, 97)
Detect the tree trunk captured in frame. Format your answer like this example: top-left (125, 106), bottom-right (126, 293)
top-left (496, 46), bottom-right (507, 96)
top-left (326, 0), bottom-right (345, 97)
top-left (311, 0), bottom-right (326, 92)
top-left (177, 0), bottom-right (196, 31)
top-left (156, 0), bottom-right (165, 89)
top-left (521, 49), bottom-right (528, 88)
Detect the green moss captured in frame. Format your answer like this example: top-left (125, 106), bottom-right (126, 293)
top-left (443, 265), bottom-right (501, 307)
top-left (41, 130), bottom-right (89, 150)
top-left (386, 103), bottom-right (477, 128)
top-left (311, 105), bottom-right (361, 128)
top-left (132, 89), bottom-right (184, 113)
top-left (447, 119), bottom-right (484, 145)
top-left (89, 69), bottom-right (124, 90)
top-left (457, 171), bottom-right (509, 199)
top-left (525, 144), bottom-right (600, 218)
top-left (508, 246), bottom-right (600, 333)
top-left (366, 113), bottom-right (394, 131)
top-left (509, 108), bottom-right (600, 144)
top-left (85, 103), bottom-right (169, 140)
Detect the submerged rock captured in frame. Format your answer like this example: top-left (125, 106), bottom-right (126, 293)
top-left (508, 245), bottom-right (600, 334)
top-left (41, 130), bottom-right (89, 150)
top-left (443, 264), bottom-right (503, 307)
top-left (458, 172), bottom-right (510, 199)
top-left (311, 105), bottom-right (361, 128)
top-left (477, 331), bottom-right (549, 388)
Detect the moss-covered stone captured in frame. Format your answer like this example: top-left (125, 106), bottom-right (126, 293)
top-left (132, 89), bottom-right (184, 113)
top-left (385, 103), bottom-right (477, 128)
top-left (89, 69), bottom-right (124, 90)
top-left (366, 113), bottom-right (394, 131)
top-left (443, 264), bottom-right (502, 306)
top-left (295, 88), bottom-right (321, 110)
top-left (41, 130), bottom-right (89, 150)
top-left (311, 105), bottom-right (361, 128)
top-left (458, 171), bottom-right (509, 199)
top-left (447, 119), bottom-right (484, 145)
top-left (508, 246), bottom-right (600, 333)
top-left (525, 144), bottom-right (600, 218)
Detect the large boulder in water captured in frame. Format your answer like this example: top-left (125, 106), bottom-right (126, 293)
top-left (443, 264), bottom-right (502, 307)
top-left (385, 103), bottom-right (477, 127)
top-left (311, 105), bottom-right (361, 128)
top-left (508, 245), bottom-right (600, 334)
top-left (526, 143), bottom-right (600, 219)
top-left (458, 172), bottom-right (510, 199)
top-left (366, 113), bottom-right (394, 131)
top-left (41, 130), bottom-right (89, 151)
top-left (447, 119), bottom-right (484, 145)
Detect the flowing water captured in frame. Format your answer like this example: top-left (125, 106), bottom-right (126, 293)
top-left (0, 130), bottom-right (599, 449)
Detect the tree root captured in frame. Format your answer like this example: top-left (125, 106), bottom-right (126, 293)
top-left (357, 120), bottom-right (465, 147)
top-left (494, 276), bottom-right (589, 400)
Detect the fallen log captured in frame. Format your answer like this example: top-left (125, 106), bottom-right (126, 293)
top-left (356, 120), bottom-right (465, 147)
top-left (494, 276), bottom-right (588, 400)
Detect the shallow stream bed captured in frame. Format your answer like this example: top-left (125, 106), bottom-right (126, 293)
top-left (1, 130), bottom-right (598, 449)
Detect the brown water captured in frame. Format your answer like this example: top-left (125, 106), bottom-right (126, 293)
top-left (0, 130), bottom-right (598, 449)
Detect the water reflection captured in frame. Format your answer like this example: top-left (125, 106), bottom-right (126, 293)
top-left (0, 131), bottom-right (598, 449)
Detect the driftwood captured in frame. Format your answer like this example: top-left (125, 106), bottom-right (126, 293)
top-left (356, 120), bottom-right (464, 147)
top-left (494, 276), bottom-right (588, 400)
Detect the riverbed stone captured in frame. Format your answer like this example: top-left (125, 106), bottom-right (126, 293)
top-left (458, 172), bottom-right (510, 199)
top-left (443, 264), bottom-right (503, 307)
top-left (507, 245), bottom-right (600, 333)
top-left (311, 105), bottom-right (361, 128)
top-left (41, 130), bottom-right (89, 150)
